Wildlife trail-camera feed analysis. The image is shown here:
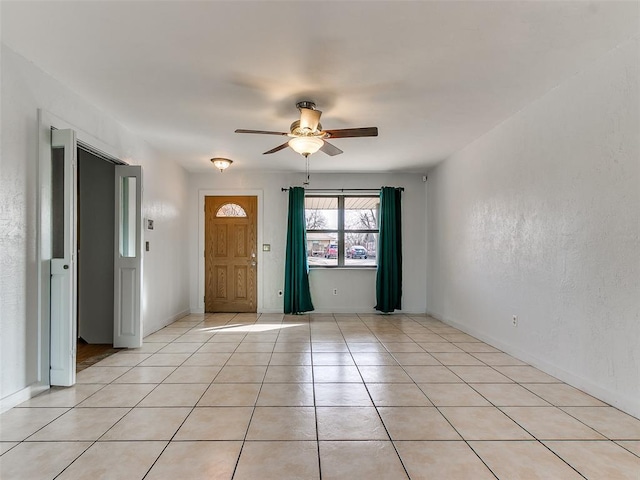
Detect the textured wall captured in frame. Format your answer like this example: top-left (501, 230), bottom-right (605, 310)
top-left (1, 47), bottom-right (40, 401)
top-left (0, 45), bottom-right (190, 403)
top-left (187, 171), bottom-right (427, 314)
top-left (426, 38), bottom-right (639, 416)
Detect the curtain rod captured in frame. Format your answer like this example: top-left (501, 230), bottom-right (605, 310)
top-left (281, 187), bottom-right (404, 192)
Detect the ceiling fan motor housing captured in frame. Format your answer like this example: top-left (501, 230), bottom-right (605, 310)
top-left (290, 120), bottom-right (324, 137)
top-left (296, 100), bottom-right (316, 110)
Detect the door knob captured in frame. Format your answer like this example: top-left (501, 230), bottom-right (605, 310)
top-left (63, 265), bottom-right (69, 270)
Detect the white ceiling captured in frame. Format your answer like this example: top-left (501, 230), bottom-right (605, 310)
top-left (2, 1), bottom-right (638, 173)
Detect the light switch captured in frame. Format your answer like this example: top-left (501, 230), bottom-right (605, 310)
top-left (262, 244), bottom-right (271, 252)
top-left (145, 241), bottom-right (150, 252)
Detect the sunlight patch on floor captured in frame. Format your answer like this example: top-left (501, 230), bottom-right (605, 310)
top-left (196, 323), bottom-right (305, 333)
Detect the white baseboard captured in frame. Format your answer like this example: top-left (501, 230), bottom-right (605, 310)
top-left (427, 310), bottom-right (640, 419)
top-left (311, 308), bottom-right (378, 314)
top-left (189, 307), bottom-right (282, 315)
top-left (169, 309), bottom-right (191, 323)
top-left (144, 308), bottom-right (191, 337)
top-left (1, 382), bottom-right (50, 414)
top-left (311, 308), bottom-right (427, 315)
top-left (190, 308), bottom-right (428, 315)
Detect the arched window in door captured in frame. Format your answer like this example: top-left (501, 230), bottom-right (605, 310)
top-left (216, 203), bottom-right (247, 217)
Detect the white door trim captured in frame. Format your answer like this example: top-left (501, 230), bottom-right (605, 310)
top-left (197, 189), bottom-right (264, 313)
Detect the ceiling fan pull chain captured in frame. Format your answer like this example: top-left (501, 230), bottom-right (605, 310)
top-left (304, 156), bottom-right (310, 186)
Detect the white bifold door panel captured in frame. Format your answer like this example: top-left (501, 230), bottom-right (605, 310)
top-left (50, 129), bottom-right (77, 386)
top-left (114, 165), bottom-right (143, 348)
top-left (49, 127), bottom-right (144, 385)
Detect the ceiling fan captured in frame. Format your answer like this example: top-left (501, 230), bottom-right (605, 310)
top-left (235, 101), bottom-right (378, 158)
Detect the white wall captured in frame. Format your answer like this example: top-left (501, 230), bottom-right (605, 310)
top-left (0, 45), bottom-right (190, 407)
top-left (139, 144), bottom-right (191, 337)
top-left (188, 171), bottom-right (427, 314)
top-left (426, 38), bottom-right (639, 417)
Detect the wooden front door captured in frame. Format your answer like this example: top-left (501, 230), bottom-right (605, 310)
top-left (205, 196), bottom-right (257, 312)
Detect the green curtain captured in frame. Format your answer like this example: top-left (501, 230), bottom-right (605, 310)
top-left (375, 186), bottom-right (402, 313)
top-left (284, 187), bottom-right (314, 314)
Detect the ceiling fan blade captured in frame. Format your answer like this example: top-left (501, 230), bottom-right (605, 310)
top-left (320, 141), bottom-right (343, 156)
top-left (235, 129), bottom-right (289, 136)
top-left (324, 127), bottom-right (378, 138)
top-left (299, 108), bottom-right (322, 132)
top-left (263, 142), bottom-right (290, 155)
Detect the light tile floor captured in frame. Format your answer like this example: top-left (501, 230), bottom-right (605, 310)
top-left (1, 313), bottom-right (639, 479)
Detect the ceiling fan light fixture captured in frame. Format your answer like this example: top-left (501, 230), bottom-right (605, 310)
top-left (288, 136), bottom-right (323, 157)
top-left (211, 157), bottom-right (233, 172)
top-left (235, 100), bottom-right (378, 157)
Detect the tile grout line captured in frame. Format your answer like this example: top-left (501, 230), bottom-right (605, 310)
top-left (372, 314), bottom-right (503, 479)
top-left (398, 317), bottom-right (591, 479)
top-left (141, 312), bottom-right (241, 480)
top-left (358, 314), bottom-right (504, 480)
top-left (343, 314), bottom-right (413, 480)
top-left (399, 327), bottom-right (503, 480)
top-left (229, 312), bottom-right (278, 480)
top-left (310, 314), bottom-right (323, 480)
top-left (5, 312), bottom-right (639, 479)
top-left (50, 332), bottom-right (188, 480)
top-left (141, 312), bottom-right (247, 480)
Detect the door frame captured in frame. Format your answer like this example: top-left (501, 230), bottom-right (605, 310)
top-left (37, 109), bottom-right (126, 388)
top-left (197, 189), bottom-right (264, 313)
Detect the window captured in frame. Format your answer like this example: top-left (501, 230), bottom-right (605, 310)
top-left (305, 195), bottom-right (379, 267)
top-left (216, 203), bottom-right (247, 217)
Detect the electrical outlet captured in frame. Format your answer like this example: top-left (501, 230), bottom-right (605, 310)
top-left (332, 288), bottom-right (338, 296)
top-left (277, 290), bottom-right (283, 297)
top-left (512, 315), bottom-right (518, 327)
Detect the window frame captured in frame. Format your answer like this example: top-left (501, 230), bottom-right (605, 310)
top-left (305, 194), bottom-right (379, 268)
